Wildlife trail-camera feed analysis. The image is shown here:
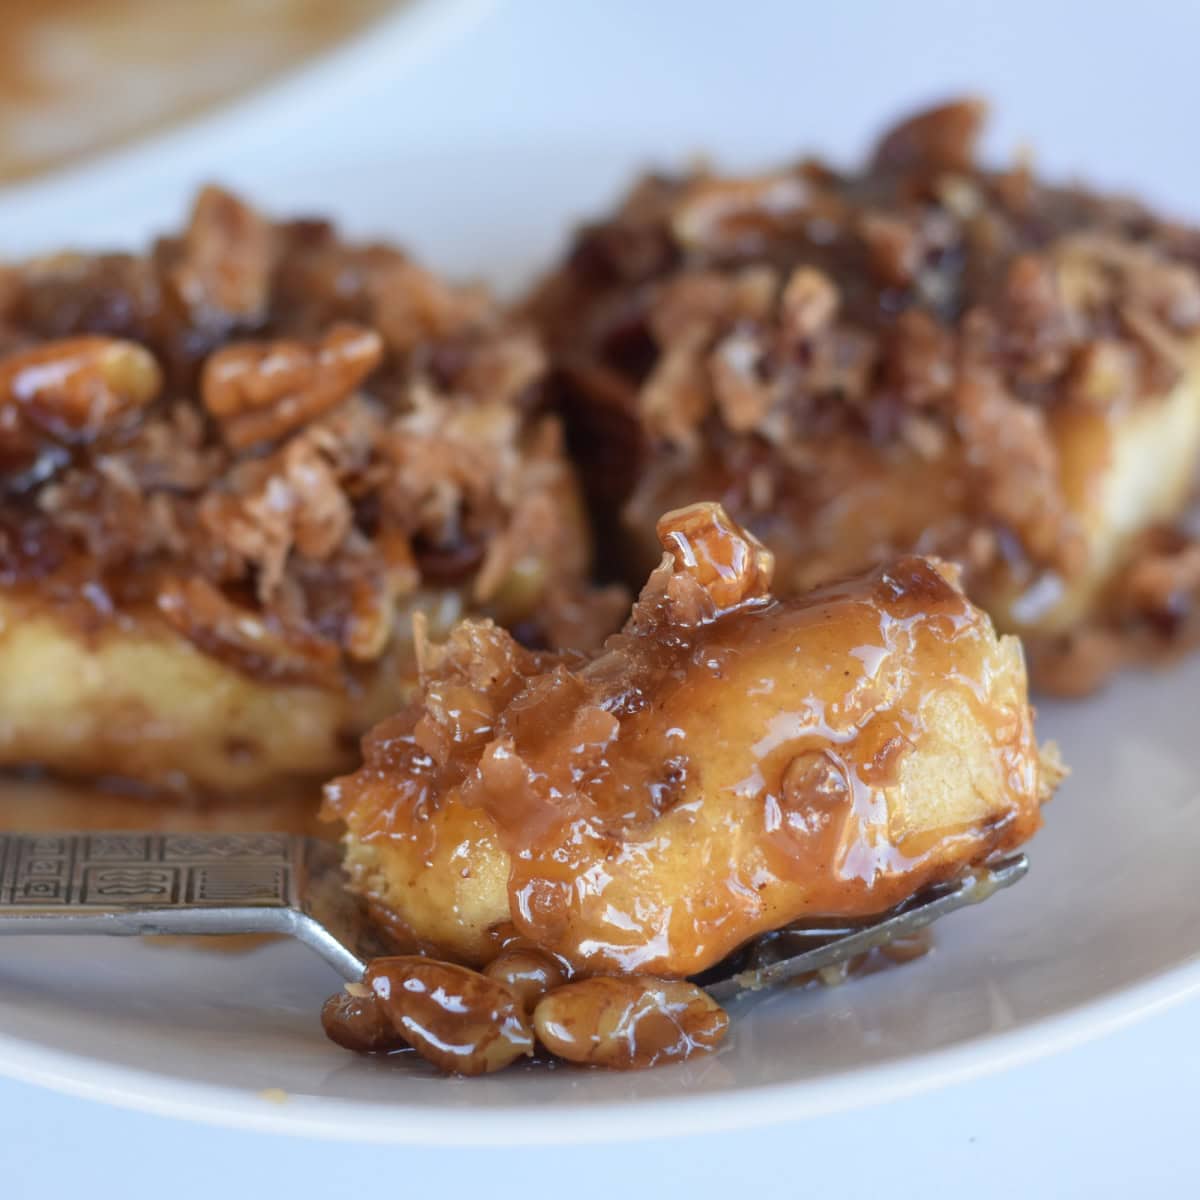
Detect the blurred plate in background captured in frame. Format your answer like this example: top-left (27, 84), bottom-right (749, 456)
top-left (0, 0), bottom-right (487, 182)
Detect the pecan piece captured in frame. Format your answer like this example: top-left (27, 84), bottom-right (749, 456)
top-left (871, 97), bottom-right (987, 175)
top-left (639, 329), bottom-right (711, 444)
top-left (656, 500), bottom-right (775, 615)
top-left (365, 957), bottom-right (534, 1075)
top-left (0, 336), bottom-right (161, 469)
top-left (710, 328), bottom-right (772, 432)
top-left (859, 213), bottom-right (921, 288)
top-left (533, 977), bottom-right (728, 1070)
top-left (171, 185), bottom-right (274, 324)
top-left (955, 369), bottom-right (1083, 571)
top-left (321, 984), bottom-right (407, 1054)
top-left (670, 172), bottom-right (809, 254)
top-left (483, 947), bottom-right (570, 1015)
top-left (202, 323), bottom-right (383, 449)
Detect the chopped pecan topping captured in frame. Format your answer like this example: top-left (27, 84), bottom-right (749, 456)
top-left (710, 328), bottom-right (772, 431)
top-left (0, 188), bottom-right (606, 684)
top-left (1116, 529), bottom-right (1200, 634)
top-left (639, 331), bottom-right (711, 444)
top-left (533, 96), bottom-right (1200, 698)
top-left (956, 370), bottom-right (1083, 571)
top-left (670, 172), bottom-right (809, 254)
top-left (367, 258), bottom-right (492, 356)
top-left (198, 432), bottom-right (354, 599)
top-left (859, 214), bottom-right (921, 288)
top-left (202, 323), bottom-right (383, 449)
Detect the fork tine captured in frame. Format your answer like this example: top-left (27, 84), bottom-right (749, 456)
top-left (700, 854), bottom-right (1029, 1003)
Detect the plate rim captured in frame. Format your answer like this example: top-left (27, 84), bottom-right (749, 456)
top-left (0, 947), bottom-right (1196, 1144)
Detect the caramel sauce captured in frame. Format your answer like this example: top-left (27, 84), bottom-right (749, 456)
top-left (327, 502), bottom-right (1044, 979)
top-left (878, 928), bottom-right (934, 964)
top-left (497, 556), bottom-right (1019, 972)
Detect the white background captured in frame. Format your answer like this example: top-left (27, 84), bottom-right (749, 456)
top-left (1, 1), bottom-right (1198, 1193)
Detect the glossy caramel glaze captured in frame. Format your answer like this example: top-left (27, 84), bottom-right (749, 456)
top-left (532, 977), bottom-right (728, 1070)
top-left (483, 947), bottom-right (570, 1014)
top-left (364, 956), bottom-right (534, 1075)
top-left (325, 502), bottom-right (1053, 979)
top-left (321, 955), bottom-right (727, 1073)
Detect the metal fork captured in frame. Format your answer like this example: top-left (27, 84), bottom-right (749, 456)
top-left (0, 831), bottom-right (1028, 996)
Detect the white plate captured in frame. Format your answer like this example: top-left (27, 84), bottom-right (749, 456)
top-left (0, 656), bottom-right (1197, 1144)
top-left (0, 0), bottom-right (1198, 1146)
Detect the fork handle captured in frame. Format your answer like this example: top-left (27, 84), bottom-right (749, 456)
top-left (0, 831), bottom-right (300, 917)
top-left (0, 829), bottom-right (330, 952)
top-left (0, 831), bottom-right (376, 980)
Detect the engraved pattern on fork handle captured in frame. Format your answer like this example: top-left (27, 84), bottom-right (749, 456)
top-left (0, 832), bottom-right (298, 912)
